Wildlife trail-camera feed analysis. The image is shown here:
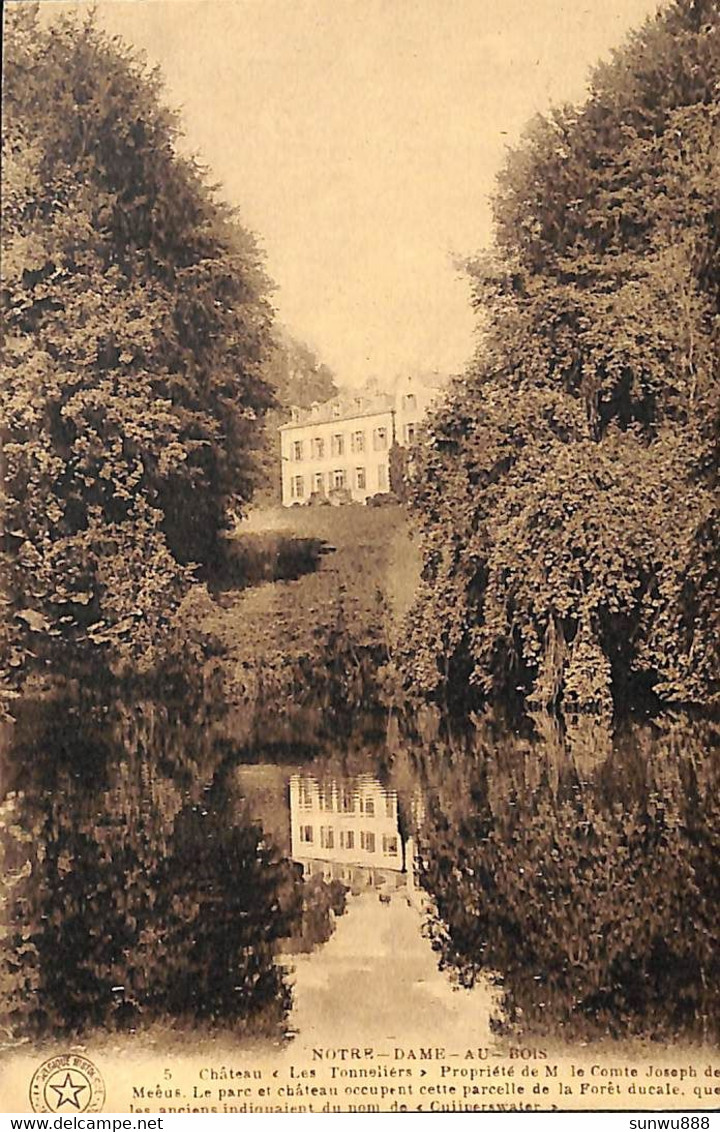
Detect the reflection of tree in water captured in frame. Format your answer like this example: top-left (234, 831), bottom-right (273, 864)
top-left (413, 715), bottom-right (719, 1043)
top-left (280, 874), bottom-right (347, 955)
top-left (5, 694), bottom-right (715, 1046)
top-left (0, 693), bottom-right (303, 1039)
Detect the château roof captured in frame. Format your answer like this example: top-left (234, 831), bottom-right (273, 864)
top-left (279, 390), bottom-right (395, 431)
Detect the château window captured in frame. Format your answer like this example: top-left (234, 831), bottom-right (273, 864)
top-left (356, 467), bottom-right (366, 490)
top-left (373, 427), bottom-right (388, 451)
top-left (314, 472), bottom-right (324, 493)
top-left (300, 825), bottom-right (313, 843)
top-left (404, 423), bottom-right (416, 445)
top-left (331, 433), bottom-right (345, 457)
top-left (360, 831), bottom-right (376, 853)
top-left (312, 437), bottom-right (325, 459)
top-left (333, 469), bottom-right (346, 489)
top-left (352, 430), bottom-right (365, 453)
top-left (383, 835), bottom-right (399, 856)
top-left (293, 440), bottom-right (303, 461)
top-left (293, 475), bottom-right (305, 499)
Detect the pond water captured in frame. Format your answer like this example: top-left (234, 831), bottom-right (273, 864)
top-left (0, 688), bottom-right (717, 1048)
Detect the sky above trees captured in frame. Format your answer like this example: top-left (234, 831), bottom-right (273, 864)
top-left (38, 0), bottom-right (662, 385)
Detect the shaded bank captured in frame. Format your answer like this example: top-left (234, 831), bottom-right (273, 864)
top-left (201, 505), bottom-right (421, 730)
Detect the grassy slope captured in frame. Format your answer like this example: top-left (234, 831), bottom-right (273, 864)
top-left (203, 505), bottom-right (422, 711)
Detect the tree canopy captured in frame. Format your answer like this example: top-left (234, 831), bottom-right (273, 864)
top-left (1, 6), bottom-right (275, 681)
top-left (265, 331), bottom-right (338, 412)
top-left (405, 0), bottom-right (719, 714)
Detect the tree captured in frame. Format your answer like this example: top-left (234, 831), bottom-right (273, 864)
top-left (388, 442), bottom-right (410, 501)
top-left (406, 0), bottom-right (719, 714)
top-left (1, 6), bottom-right (275, 682)
top-left (265, 332), bottom-right (338, 412)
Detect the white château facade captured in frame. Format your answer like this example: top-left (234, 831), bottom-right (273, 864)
top-left (278, 375), bottom-right (441, 506)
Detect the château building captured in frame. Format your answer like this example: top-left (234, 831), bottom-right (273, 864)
top-left (278, 375), bottom-right (441, 506)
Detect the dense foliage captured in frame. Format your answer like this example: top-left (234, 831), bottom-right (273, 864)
top-left (415, 716), bottom-right (719, 1042)
top-left (1, 6), bottom-right (275, 683)
top-left (406, 0), bottom-right (719, 713)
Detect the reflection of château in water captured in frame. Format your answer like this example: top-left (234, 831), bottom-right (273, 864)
top-left (233, 765), bottom-right (424, 903)
top-left (290, 774), bottom-right (411, 898)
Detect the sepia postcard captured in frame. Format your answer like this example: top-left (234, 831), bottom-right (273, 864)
top-left (1, 0), bottom-right (718, 1116)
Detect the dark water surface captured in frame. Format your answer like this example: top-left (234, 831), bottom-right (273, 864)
top-left (1, 688), bottom-right (717, 1047)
